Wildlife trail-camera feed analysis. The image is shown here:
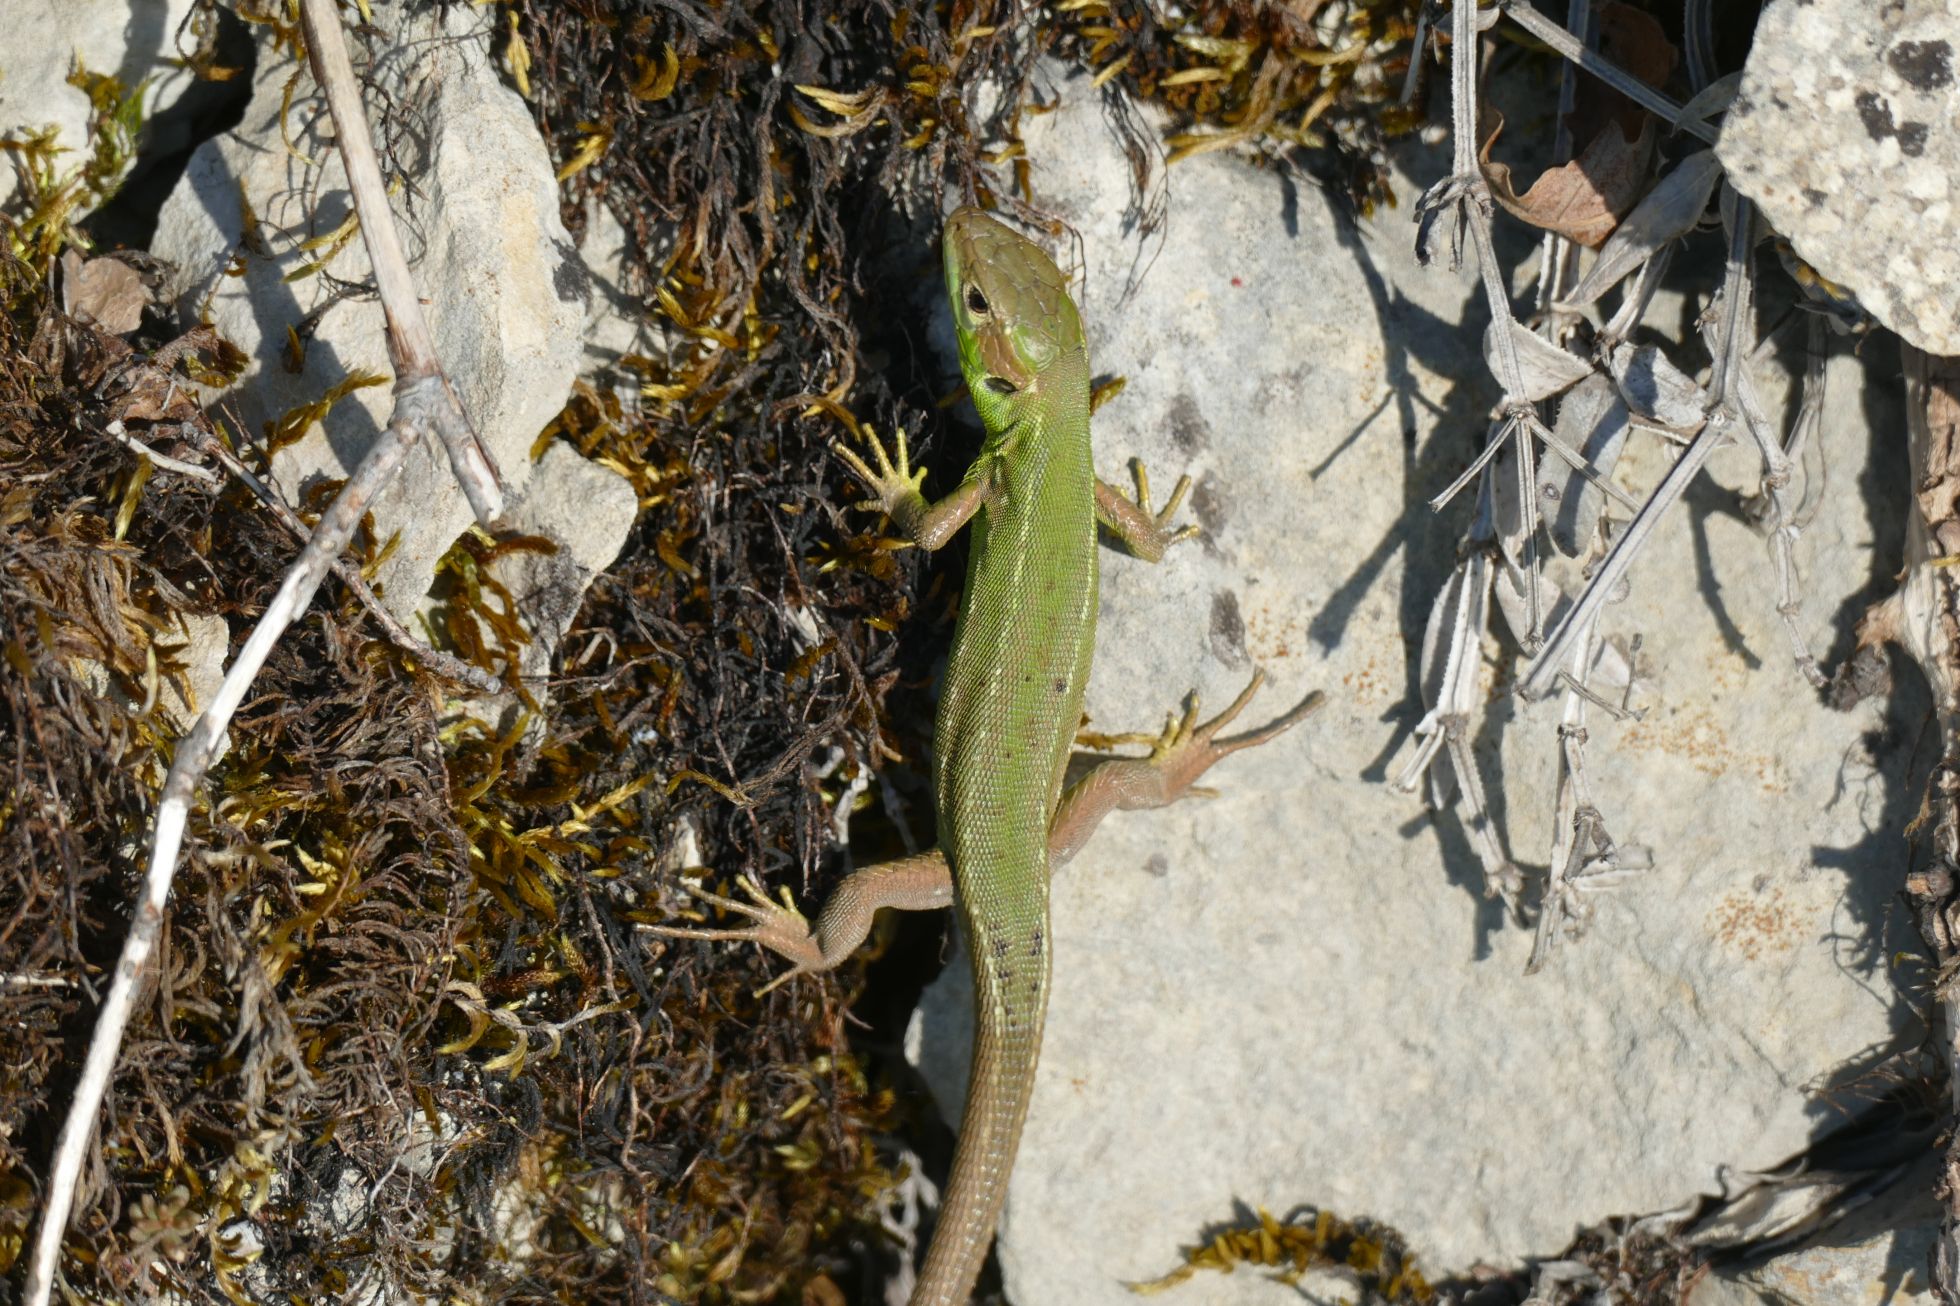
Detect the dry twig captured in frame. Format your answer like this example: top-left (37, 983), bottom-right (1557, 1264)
top-left (1399, 0), bottom-right (1831, 966)
top-left (23, 5), bottom-right (504, 1299)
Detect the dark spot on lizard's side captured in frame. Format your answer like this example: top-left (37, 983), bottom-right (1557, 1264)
top-left (1165, 393), bottom-right (1211, 454)
top-left (1209, 589), bottom-right (1248, 668)
top-left (1028, 928), bottom-right (1043, 957)
top-left (1053, 679), bottom-right (1067, 694)
top-left (551, 239), bottom-right (590, 306)
top-left (1888, 39), bottom-right (1953, 91)
top-left (990, 934), bottom-right (1011, 960)
top-left (1189, 471), bottom-right (1228, 539)
top-left (1855, 91), bottom-right (1896, 142)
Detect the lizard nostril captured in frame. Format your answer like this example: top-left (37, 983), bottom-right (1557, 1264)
top-left (982, 376), bottom-right (1017, 396)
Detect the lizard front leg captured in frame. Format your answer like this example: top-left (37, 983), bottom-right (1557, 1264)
top-left (1095, 458), bottom-right (1197, 563)
top-left (834, 425), bottom-right (992, 551)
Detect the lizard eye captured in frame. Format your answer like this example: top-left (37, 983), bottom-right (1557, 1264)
top-left (964, 284), bottom-right (991, 317)
top-left (982, 376), bottom-right (1017, 396)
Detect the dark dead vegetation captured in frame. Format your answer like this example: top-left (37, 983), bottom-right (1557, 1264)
top-left (4, 0), bottom-right (1419, 1300)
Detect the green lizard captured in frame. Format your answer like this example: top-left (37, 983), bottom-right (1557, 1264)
top-left (652, 207), bottom-right (1322, 1304)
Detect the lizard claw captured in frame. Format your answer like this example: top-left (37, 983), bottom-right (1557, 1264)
top-left (833, 425), bottom-right (928, 519)
top-left (1144, 669), bottom-right (1326, 799)
top-left (1097, 458), bottom-right (1200, 562)
top-left (643, 877), bottom-right (821, 992)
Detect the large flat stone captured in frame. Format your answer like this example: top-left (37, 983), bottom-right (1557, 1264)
top-left (910, 69), bottom-right (1916, 1303)
top-left (1718, 0), bottom-right (1960, 353)
top-left (152, 2), bottom-right (633, 669)
top-left (0, 0), bottom-right (203, 214)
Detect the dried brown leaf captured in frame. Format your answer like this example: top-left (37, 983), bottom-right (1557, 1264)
top-left (59, 252), bottom-right (150, 335)
top-left (1479, 107), bottom-right (1655, 249)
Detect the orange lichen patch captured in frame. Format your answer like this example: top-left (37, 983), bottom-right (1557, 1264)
top-left (1619, 704), bottom-right (1789, 793)
top-left (1338, 645), bottom-right (1398, 708)
top-left (1709, 888), bottom-right (1802, 962)
top-left (1241, 597), bottom-right (1300, 666)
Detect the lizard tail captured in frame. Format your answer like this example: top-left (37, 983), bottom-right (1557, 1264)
top-left (911, 886), bottom-right (1052, 1305)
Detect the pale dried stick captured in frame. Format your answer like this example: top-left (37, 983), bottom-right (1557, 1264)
top-left (302, 0), bottom-right (503, 522)
top-left (1498, 0), bottom-right (1719, 145)
top-left (1520, 412), bottom-right (1731, 702)
top-left (24, 4), bottom-right (503, 1299)
top-left (1395, 522), bottom-right (1524, 909)
top-left (1525, 193), bottom-right (1826, 696)
top-left (188, 418), bottom-right (506, 695)
top-left (1528, 0), bottom-right (1588, 329)
top-left (105, 420), bottom-right (221, 485)
top-left (1531, 618), bottom-right (1597, 974)
top-left (1705, 257), bottom-right (1828, 689)
top-left (1527, 620), bottom-right (1652, 973)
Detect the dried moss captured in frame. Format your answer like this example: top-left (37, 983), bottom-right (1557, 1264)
top-left (0, 228), bottom-right (473, 1298)
top-left (1054, 0), bottom-right (1424, 211)
top-left (1132, 1203), bottom-right (1435, 1303)
top-left (3, 0), bottom-right (1439, 1298)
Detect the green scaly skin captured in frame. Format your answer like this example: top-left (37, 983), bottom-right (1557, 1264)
top-left (651, 208), bottom-right (1324, 1304)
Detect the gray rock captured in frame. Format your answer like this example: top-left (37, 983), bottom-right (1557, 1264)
top-left (70, 611), bottom-right (228, 737)
top-left (151, 2), bottom-right (633, 666)
top-left (1718, 0), bottom-right (1960, 353)
top-left (1690, 1165), bottom-right (1939, 1306)
top-left (1739, 1218), bottom-right (1937, 1305)
top-left (577, 196), bottom-right (672, 378)
top-left (0, 0), bottom-right (202, 214)
top-left (909, 69), bottom-right (1915, 1303)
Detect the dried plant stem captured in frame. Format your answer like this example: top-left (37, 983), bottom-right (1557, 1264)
top-left (191, 422), bottom-right (505, 695)
top-left (1530, 619), bottom-right (1595, 974)
top-left (302, 0), bottom-right (503, 521)
top-left (25, 3), bottom-right (501, 1299)
top-left (1498, 0), bottom-right (1719, 145)
top-left (1521, 412), bottom-right (1729, 701)
top-left (1526, 192), bottom-right (1822, 698)
top-left (1892, 348), bottom-right (1960, 1300)
top-left (106, 420), bottom-right (222, 485)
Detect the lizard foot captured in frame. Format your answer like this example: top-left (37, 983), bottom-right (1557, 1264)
top-left (1096, 458), bottom-right (1199, 562)
top-left (643, 878), bottom-right (819, 994)
top-left (1142, 669), bottom-right (1326, 800)
top-left (833, 425), bottom-right (928, 522)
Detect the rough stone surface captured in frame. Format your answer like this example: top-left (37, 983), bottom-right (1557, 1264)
top-left (71, 611), bottom-right (229, 736)
top-left (1691, 1168), bottom-right (1939, 1306)
top-left (0, 0), bottom-right (203, 213)
top-left (1718, 0), bottom-right (1960, 353)
top-left (909, 71), bottom-right (1918, 1303)
top-left (577, 197), bottom-right (670, 378)
top-left (152, 3), bottom-right (634, 657)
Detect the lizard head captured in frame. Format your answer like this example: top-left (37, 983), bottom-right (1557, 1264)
top-left (943, 206), bottom-right (1085, 431)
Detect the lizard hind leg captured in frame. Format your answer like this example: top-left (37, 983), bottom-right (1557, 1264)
top-left (643, 852), bottom-right (957, 994)
top-left (643, 878), bottom-right (826, 994)
top-left (1154, 668), bottom-right (1327, 794)
top-left (1048, 670), bottom-right (1325, 867)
